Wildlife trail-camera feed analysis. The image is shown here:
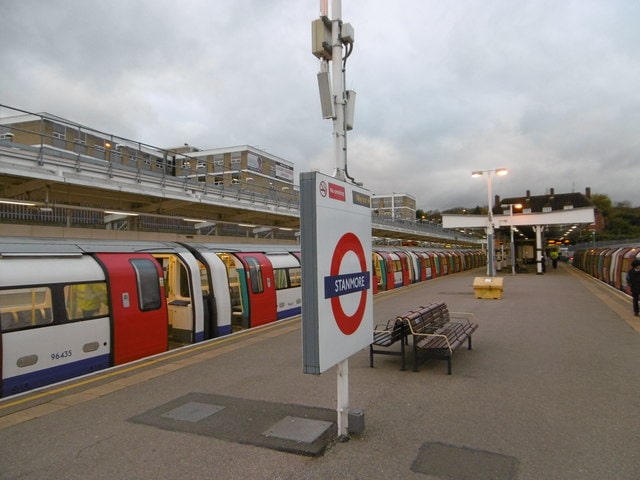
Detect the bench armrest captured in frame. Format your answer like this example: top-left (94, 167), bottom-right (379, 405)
top-left (449, 311), bottom-right (477, 325)
top-left (413, 331), bottom-right (454, 352)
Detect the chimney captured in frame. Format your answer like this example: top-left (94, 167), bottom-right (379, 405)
top-left (494, 195), bottom-right (500, 208)
top-left (526, 190), bottom-right (530, 198)
top-left (585, 187), bottom-right (591, 198)
top-left (550, 187), bottom-right (555, 196)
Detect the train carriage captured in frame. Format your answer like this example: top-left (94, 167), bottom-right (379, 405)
top-left (0, 241), bottom-right (168, 397)
top-left (572, 245), bottom-right (640, 294)
top-left (0, 237), bottom-right (485, 397)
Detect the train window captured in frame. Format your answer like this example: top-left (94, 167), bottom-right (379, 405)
top-left (289, 267), bottom-right (301, 287)
top-left (65, 282), bottom-right (108, 320)
top-left (244, 257), bottom-right (264, 293)
top-left (130, 259), bottom-right (162, 311)
top-left (272, 267), bottom-right (301, 290)
top-left (0, 287), bottom-right (54, 331)
top-left (178, 261), bottom-right (190, 298)
top-left (198, 261), bottom-right (210, 295)
top-left (274, 268), bottom-right (288, 290)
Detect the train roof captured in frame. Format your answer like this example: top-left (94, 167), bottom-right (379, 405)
top-left (0, 237), bottom-right (301, 257)
top-left (0, 237), bottom-right (191, 256)
top-left (182, 242), bottom-right (299, 255)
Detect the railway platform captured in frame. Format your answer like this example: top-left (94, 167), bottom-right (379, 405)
top-left (1, 263), bottom-right (639, 480)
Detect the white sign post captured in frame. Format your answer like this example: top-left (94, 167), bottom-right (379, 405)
top-left (300, 171), bottom-right (373, 437)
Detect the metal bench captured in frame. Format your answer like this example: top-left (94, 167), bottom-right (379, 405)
top-left (369, 317), bottom-right (407, 370)
top-left (402, 302), bottom-right (478, 374)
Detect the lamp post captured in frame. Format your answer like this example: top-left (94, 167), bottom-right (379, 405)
top-left (472, 168), bottom-right (508, 276)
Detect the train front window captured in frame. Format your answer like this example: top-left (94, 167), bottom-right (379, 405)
top-left (130, 259), bottom-right (162, 311)
top-left (0, 287), bottom-right (53, 331)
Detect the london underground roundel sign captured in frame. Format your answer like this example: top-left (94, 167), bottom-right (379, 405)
top-left (300, 171), bottom-right (373, 374)
top-left (325, 232), bottom-right (370, 335)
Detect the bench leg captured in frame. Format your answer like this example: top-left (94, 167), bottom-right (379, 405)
top-left (369, 345), bottom-right (374, 368)
top-left (447, 356), bottom-right (452, 375)
top-left (467, 335), bottom-right (472, 350)
top-left (400, 338), bottom-right (406, 371)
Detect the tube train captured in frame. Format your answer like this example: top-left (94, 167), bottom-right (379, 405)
top-left (0, 237), bottom-right (485, 398)
top-left (571, 245), bottom-right (640, 292)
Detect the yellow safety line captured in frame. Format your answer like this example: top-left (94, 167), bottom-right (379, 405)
top-left (0, 317), bottom-right (300, 412)
top-left (566, 266), bottom-right (640, 333)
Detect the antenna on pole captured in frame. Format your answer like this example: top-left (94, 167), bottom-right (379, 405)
top-left (311, 0), bottom-right (357, 184)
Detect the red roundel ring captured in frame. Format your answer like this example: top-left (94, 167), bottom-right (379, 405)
top-left (330, 232), bottom-right (368, 335)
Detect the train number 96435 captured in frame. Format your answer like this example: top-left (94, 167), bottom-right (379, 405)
top-left (51, 350), bottom-right (72, 361)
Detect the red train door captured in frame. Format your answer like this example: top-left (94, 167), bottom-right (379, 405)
top-left (94, 253), bottom-right (168, 365)
top-left (417, 253), bottom-right (428, 281)
top-left (397, 252), bottom-right (412, 285)
top-left (377, 252), bottom-right (396, 290)
top-left (234, 253), bottom-right (277, 328)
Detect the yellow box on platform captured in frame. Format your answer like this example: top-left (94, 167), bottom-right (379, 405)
top-left (473, 277), bottom-right (504, 299)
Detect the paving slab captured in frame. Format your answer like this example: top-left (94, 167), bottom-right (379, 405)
top-left (129, 392), bottom-right (337, 457)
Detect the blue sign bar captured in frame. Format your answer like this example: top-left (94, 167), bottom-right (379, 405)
top-left (324, 272), bottom-right (370, 299)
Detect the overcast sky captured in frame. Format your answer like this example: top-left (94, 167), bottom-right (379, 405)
top-left (1, 0), bottom-right (639, 210)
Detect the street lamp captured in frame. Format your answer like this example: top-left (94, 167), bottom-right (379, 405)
top-left (472, 168), bottom-right (508, 276)
top-left (501, 203), bottom-right (522, 275)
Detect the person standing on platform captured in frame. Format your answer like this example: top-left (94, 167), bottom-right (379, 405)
top-left (626, 259), bottom-right (640, 316)
top-left (550, 249), bottom-right (559, 269)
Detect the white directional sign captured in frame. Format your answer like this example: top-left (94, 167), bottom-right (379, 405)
top-left (300, 171), bottom-right (373, 374)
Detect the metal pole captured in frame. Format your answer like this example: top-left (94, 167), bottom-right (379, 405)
top-left (510, 204), bottom-right (516, 275)
top-left (534, 225), bottom-right (544, 274)
top-left (331, 0), bottom-right (345, 181)
top-left (486, 171), bottom-right (495, 276)
top-left (330, 0), bottom-right (349, 439)
top-left (391, 193), bottom-right (395, 221)
top-left (337, 358), bottom-right (349, 439)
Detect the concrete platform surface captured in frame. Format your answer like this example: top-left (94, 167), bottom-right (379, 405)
top-left (1, 263), bottom-right (639, 480)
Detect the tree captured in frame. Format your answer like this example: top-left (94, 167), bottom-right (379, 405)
top-left (591, 194), bottom-right (613, 217)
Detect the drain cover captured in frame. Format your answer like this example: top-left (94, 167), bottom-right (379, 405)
top-left (262, 416), bottom-right (333, 443)
top-left (160, 401), bottom-right (225, 422)
top-left (411, 442), bottom-right (519, 480)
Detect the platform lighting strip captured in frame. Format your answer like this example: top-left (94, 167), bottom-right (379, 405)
top-left (0, 199), bottom-right (36, 206)
top-left (104, 210), bottom-right (139, 216)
